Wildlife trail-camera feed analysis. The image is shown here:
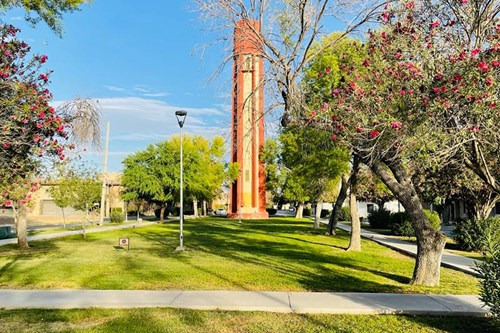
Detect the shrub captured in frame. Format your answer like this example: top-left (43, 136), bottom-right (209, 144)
top-left (110, 210), bottom-right (124, 223)
top-left (338, 206), bottom-right (351, 222)
top-left (266, 208), bottom-right (277, 216)
top-left (478, 254), bottom-right (500, 326)
top-left (111, 207), bottom-right (122, 213)
top-left (389, 210), bottom-right (440, 236)
top-left (454, 217), bottom-right (500, 253)
top-left (303, 208), bottom-right (312, 216)
top-left (390, 212), bottom-right (413, 237)
top-left (368, 208), bottom-right (391, 229)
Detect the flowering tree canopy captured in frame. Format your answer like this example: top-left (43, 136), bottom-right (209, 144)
top-left (301, 0), bottom-right (498, 286)
top-left (0, 24), bottom-right (76, 204)
top-left (305, 0), bottom-right (499, 193)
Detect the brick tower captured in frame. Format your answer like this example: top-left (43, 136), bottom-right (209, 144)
top-left (228, 19), bottom-right (268, 219)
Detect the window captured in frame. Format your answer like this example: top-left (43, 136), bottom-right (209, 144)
top-left (367, 204), bottom-right (374, 213)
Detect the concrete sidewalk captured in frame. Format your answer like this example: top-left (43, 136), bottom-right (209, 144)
top-left (332, 222), bottom-right (480, 276)
top-left (0, 222), bottom-right (156, 247)
top-left (0, 290), bottom-right (489, 316)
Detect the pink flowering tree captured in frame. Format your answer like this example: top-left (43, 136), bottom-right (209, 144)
top-left (301, 0), bottom-right (499, 286)
top-left (0, 25), bottom-right (99, 248)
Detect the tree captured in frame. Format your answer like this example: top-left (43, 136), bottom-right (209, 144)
top-left (180, 136), bottom-right (233, 218)
top-left (302, 1), bottom-right (498, 286)
top-left (48, 178), bottom-right (72, 228)
top-left (122, 135), bottom-right (235, 222)
top-left (0, 0), bottom-right (90, 35)
top-left (262, 127), bottom-right (348, 220)
top-left (63, 170), bottom-right (101, 238)
top-left (0, 25), bottom-right (99, 248)
top-left (122, 144), bottom-right (176, 223)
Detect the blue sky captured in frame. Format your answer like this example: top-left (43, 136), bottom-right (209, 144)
top-left (4, 1), bottom-right (235, 172)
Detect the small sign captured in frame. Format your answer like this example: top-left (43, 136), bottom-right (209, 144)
top-left (118, 237), bottom-right (130, 250)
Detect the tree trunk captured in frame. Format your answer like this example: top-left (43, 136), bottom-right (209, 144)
top-left (202, 200), bottom-right (207, 216)
top-left (295, 201), bottom-right (304, 218)
top-left (369, 158), bottom-right (446, 286)
top-left (328, 173), bottom-right (349, 235)
top-left (16, 203), bottom-right (29, 249)
top-left (347, 157), bottom-right (361, 252)
top-left (61, 207), bottom-right (66, 228)
top-left (314, 200), bottom-right (323, 229)
top-left (474, 196), bottom-right (498, 221)
top-left (82, 209), bottom-right (88, 239)
top-left (193, 198), bottom-right (199, 218)
top-left (159, 205), bottom-right (166, 223)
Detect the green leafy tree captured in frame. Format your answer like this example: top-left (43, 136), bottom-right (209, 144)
top-left (122, 144), bottom-right (176, 223)
top-left (0, 0), bottom-right (90, 35)
top-left (268, 127), bottom-right (348, 220)
top-left (56, 167), bottom-right (100, 238)
top-left (122, 135), bottom-right (235, 222)
top-left (48, 179), bottom-right (72, 228)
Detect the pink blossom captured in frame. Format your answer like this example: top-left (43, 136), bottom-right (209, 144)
top-left (471, 48), bottom-right (481, 56)
top-left (40, 55), bottom-right (48, 63)
top-left (435, 72), bottom-right (443, 80)
top-left (461, 0), bottom-right (468, 3)
top-left (362, 59), bottom-right (370, 67)
top-left (322, 102), bottom-right (329, 109)
top-left (492, 60), bottom-right (500, 67)
top-left (390, 121), bottom-right (402, 130)
top-left (325, 67), bottom-right (331, 74)
top-left (39, 74), bottom-right (48, 82)
top-left (370, 130), bottom-right (380, 138)
top-left (332, 134), bottom-right (337, 141)
top-left (430, 20), bottom-right (440, 28)
top-left (356, 127), bottom-right (363, 133)
top-left (331, 114), bottom-right (337, 121)
top-left (478, 61), bottom-right (489, 73)
top-left (4, 200), bottom-right (12, 207)
top-left (485, 77), bottom-right (494, 87)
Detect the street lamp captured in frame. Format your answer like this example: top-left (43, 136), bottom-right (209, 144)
top-left (175, 110), bottom-right (187, 251)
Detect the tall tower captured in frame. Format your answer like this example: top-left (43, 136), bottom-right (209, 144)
top-left (228, 19), bottom-right (268, 219)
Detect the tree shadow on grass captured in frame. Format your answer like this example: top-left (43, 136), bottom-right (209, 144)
top-left (139, 219), bottom-right (411, 293)
top-left (0, 240), bottom-right (60, 283)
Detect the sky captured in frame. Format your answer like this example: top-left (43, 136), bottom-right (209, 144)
top-left (3, 1), bottom-right (236, 172)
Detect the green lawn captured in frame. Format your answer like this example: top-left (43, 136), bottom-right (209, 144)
top-left (27, 221), bottom-right (139, 236)
top-left (0, 217), bottom-right (479, 294)
top-left (0, 308), bottom-right (496, 333)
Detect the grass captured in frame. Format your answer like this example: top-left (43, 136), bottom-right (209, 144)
top-left (27, 221), bottom-right (139, 236)
top-left (0, 308), bottom-right (497, 333)
top-left (0, 217), bottom-right (479, 294)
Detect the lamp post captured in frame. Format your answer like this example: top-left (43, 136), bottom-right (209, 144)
top-left (175, 110), bottom-right (187, 251)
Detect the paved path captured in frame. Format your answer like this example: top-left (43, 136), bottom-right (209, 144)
top-left (0, 222), bottom-right (156, 247)
top-left (331, 222), bottom-right (480, 276)
top-left (0, 290), bottom-right (488, 316)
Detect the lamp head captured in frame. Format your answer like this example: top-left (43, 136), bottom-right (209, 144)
top-left (175, 110), bottom-right (188, 128)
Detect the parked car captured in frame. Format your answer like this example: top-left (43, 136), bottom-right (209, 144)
top-left (216, 208), bottom-right (227, 216)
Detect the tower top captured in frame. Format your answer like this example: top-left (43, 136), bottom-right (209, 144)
top-left (234, 19), bottom-right (262, 55)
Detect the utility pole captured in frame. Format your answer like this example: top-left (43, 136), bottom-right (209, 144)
top-left (99, 121), bottom-right (110, 226)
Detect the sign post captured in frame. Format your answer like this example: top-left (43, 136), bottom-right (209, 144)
top-left (118, 237), bottom-right (130, 251)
